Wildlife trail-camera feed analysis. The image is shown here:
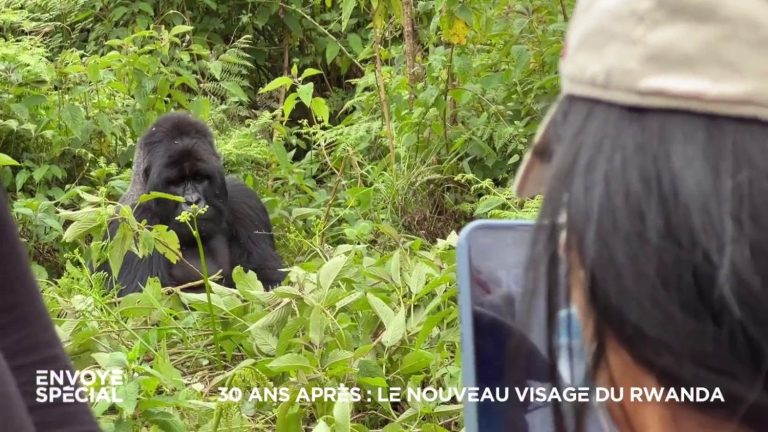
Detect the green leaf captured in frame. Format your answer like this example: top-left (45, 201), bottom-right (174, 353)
top-left (283, 11), bottom-right (302, 36)
top-left (276, 401), bottom-right (302, 432)
top-left (108, 223), bottom-right (133, 277)
top-left (169, 25), bottom-right (194, 36)
top-left (389, 250), bottom-right (402, 286)
top-left (268, 353), bottom-right (312, 373)
top-left (367, 293), bottom-right (395, 324)
top-left (32, 165), bottom-right (49, 182)
top-left (142, 409), bottom-right (187, 432)
top-left (190, 97), bottom-right (211, 120)
top-left (310, 97), bottom-right (330, 124)
top-left (114, 381), bottom-right (139, 416)
top-left (399, 350), bottom-right (434, 375)
top-left (308, 306), bottom-right (327, 347)
top-left (136, 2), bottom-right (154, 16)
top-left (296, 83), bottom-right (314, 107)
top-left (260, 76), bottom-right (294, 94)
top-left (208, 60), bottom-right (222, 80)
top-left (0, 153), bottom-right (20, 167)
top-left (233, 266), bottom-right (265, 294)
top-left (358, 376), bottom-right (388, 387)
top-left (357, 358), bottom-right (385, 379)
top-left (251, 301), bottom-right (292, 328)
top-left (91, 351), bottom-right (129, 369)
top-left (325, 41), bottom-right (341, 64)
top-left (14, 170), bottom-right (29, 191)
top-left (291, 207), bottom-right (322, 219)
top-left (221, 81), bottom-right (249, 101)
top-left (373, 2), bottom-right (386, 30)
top-left (10, 103), bottom-right (28, 120)
top-left (300, 68), bottom-right (323, 80)
top-left (153, 346), bottom-right (184, 389)
top-left (144, 409), bottom-right (184, 432)
top-left (138, 191), bottom-right (184, 204)
top-left (138, 229), bottom-right (154, 257)
top-left (312, 420), bottom-right (331, 432)
top-left (414, 308), bottom-right (452, 348)
top-left (511, 45), bottom-right (531, 78)
top-left (406, 262), bottom-right (429, 294)
top-left (382, 308), bottom-right (406, 347)
top-left (251, 327), bottom-right (278, 355)
top-left (347, 33), bottom-right (364, 54)
top-left (283, 93), bottom-right (299, 120)
top-left (318, 254), bottom-right (347, 291)
top-left (276, 318), bottom-right (304, 356)
top-left (341, 0), bottom-right (356, 31)
top-left (333, 399), bottom-right (351, 432)
top-left (61, 103), bottom-right (85, 138)
top-left (62, 210), bottom-right (103, 242)
top-left (110, 6), bottom-right (129, 20)
top-left (270, 140), bottom-right (291, 172)
top-left (323, 349), bottom-right (353, 368)
top-left (474, 195), bottom-right (506, 215)
top-left (455, 4), bottom-right (473, 24)
top-left (152, 225), bottom-right (180, 264)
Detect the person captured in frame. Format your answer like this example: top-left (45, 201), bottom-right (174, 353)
top-left (0, 188), bottom-right (99, 430)
top-left (514, 0), bottom-right (768, 431)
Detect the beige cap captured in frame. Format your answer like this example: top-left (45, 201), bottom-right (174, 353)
top-left (513, 0), bottom-right (768, 198)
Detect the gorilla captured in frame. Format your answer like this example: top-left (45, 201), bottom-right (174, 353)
top-left (103, 112), bottom-right (285, 296)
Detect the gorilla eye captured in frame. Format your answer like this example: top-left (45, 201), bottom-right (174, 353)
top-left (192, 173), bottom-right (207, 182)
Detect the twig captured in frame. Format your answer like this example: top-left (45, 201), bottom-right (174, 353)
top-left (277, 16), bottom-right (290, 114)
top-left (401, 0), bottom-right (419, 105)
top-left (373, 27), bottom-right (396, 169)
top-left (160, 270), bottom-right (224, 294)
top-left (319, 158), bottom-right (347, 244)
top-left (559, 0), bottom-right (569, 21)
top-left (442, 45), bottom-right (454, 152)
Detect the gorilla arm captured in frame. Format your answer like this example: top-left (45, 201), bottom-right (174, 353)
top-left (224, 177), bottom-right (286, 288)
top-left (168, 234), bottom-right (231, 286)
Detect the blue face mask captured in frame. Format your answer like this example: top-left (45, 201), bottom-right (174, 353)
top-left (556, 306), bottom-right (617, 431)
top-left (556, 307), bottom-right (588, 386)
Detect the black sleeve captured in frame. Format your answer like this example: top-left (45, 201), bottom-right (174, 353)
top-left (0, 189), bottom-right (100, 431)
top-left (0, 351), bottom-right (35, 431)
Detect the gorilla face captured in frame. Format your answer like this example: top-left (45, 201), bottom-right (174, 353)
top-left (140, 126), bottom-right (228, 243)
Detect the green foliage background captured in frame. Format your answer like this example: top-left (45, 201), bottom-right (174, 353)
top-left (0, 0), bottom-right (566, 430)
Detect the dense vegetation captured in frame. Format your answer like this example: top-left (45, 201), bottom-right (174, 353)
top-left (0, 0), bottom-right (566, 430)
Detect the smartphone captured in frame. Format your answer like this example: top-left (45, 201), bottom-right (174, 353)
top-left (457, 220), bottom-right (602, 431)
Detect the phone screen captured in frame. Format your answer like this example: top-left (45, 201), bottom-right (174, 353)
top-left (458, 220), bottom-right (602, 431)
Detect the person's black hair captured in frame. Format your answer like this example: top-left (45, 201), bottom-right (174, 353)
top-left (526, 95), bottom-right (768, 431)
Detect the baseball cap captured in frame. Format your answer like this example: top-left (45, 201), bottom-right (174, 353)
top-left (513, 0), bottom-right (768, 198)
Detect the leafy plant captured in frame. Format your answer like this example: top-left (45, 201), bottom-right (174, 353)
top-left (260, 64), bottom-right (331, 125)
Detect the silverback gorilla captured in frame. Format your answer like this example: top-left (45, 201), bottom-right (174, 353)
top-left (103, 112), bottom-right (285, 296)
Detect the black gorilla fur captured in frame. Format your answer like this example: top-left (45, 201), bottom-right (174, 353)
top-left (103, 112), bottom-right (285, 296)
